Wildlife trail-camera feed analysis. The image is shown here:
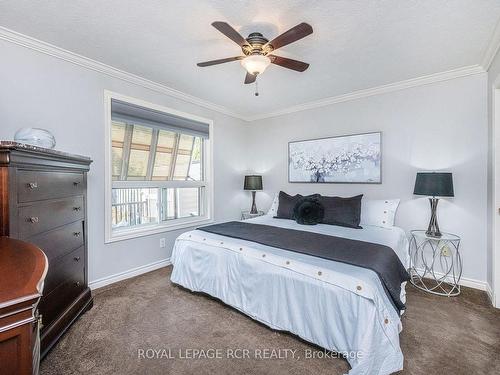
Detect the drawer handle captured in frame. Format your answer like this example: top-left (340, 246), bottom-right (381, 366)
top-left (74, 281), bottom-right (81, 287)
top-left (27, 182), bottom-right (38, 189)
top-left (74, 256), bottom-right (81, 262)
top-left (38, 314), bottom-right (43, 330)
top-left (27, 216), bottom-right (39, 223)
top-left (73, 231), bottom-right (81, 237)
top-left (73, 206), bottom-right (82, 211)
top-left (73, 181), bottom-right (81, 186)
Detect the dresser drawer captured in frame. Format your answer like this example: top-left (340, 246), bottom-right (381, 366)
top-left (39, 268), bottom-right (85, 329)
top-left (44, 246), bottom-right (85, 295)
top-left (27, 221), bottom-right (84, 262)
top-left (18, 170), bottom-right (84, 203)
top-left (18, 196), bottom-right (84, 238)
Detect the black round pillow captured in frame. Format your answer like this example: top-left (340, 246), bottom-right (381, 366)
top-left (293, 197), bottom-right (324, 225)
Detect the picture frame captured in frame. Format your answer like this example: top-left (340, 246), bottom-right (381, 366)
top-left (288, 131), bottom-right (382, 184)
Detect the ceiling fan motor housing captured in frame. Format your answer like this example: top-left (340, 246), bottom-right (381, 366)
top-left (243, 32), bottom-right (273, 55)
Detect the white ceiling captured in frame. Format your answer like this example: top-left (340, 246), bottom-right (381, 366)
top-left (1, 0), bottom-right (500, 118)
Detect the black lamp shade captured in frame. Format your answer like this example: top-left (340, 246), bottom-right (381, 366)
top-left (414, 172), bottom-right (454, 197)
top-left (244, 175), bottom-right (263, 191)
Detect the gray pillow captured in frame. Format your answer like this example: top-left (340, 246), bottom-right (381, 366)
top-left (319, 194), bottom-right (363, 229)
top-left (275, 191), bottom-right (320, 220)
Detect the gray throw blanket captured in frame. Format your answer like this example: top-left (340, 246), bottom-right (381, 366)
top-left (198, 221), bottom-right (409, 312)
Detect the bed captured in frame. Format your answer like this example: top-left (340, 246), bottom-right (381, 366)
top-left (170, 214), bottom-right (409, 375)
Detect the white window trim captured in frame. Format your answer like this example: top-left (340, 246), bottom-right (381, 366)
top-left (104, 90), bottom-right (214, 243)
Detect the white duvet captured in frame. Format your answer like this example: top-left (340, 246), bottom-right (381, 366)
top-left (170, 215), bottom-right (409, 375)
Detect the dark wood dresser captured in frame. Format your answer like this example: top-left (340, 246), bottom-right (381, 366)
top-left (0, 141), bottom-right (93, 358)
top-left (0, 237), bottom-right (47, 375)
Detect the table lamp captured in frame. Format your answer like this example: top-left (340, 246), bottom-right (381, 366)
top-left (244, 175), bottom-right (263, 214)
top-left (413, 172), bottom-right (454, 237)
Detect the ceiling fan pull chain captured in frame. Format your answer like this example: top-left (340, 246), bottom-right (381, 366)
top-left (255, 79), bottom-right (259, 96)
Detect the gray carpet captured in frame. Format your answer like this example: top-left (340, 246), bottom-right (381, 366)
top-left (41, 266), bottom-right (500, 375)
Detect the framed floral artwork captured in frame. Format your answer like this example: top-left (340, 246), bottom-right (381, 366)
top-left (288, 132), bottom-right (381, 183)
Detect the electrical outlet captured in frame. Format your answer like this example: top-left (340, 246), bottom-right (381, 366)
top-left (159, 238), bottom-right (166, 248)
top-left (441, 245), bottom-right (451, 257)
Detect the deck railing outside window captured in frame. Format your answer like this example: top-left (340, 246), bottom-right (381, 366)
top-left (111, 188), bottom-right (158, 228)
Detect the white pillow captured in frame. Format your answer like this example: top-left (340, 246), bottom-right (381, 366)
top-left (266, 193), bottom-right (279, 216)
top-left (361, 199), bottom-right (400, 228)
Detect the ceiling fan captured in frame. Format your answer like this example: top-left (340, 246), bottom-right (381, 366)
top-left (197, 21), bottom-right (313, 87)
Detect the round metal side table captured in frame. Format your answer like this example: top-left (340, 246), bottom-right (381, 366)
top-left (409, 230), bottom-right (462, 296)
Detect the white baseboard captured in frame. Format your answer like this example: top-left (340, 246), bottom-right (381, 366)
top-left (415, 268), bottom-right (487, 291)
top-left (89, 258), bottom-right (171, 290)
top-left (459, 276), bottom-right (488, 291)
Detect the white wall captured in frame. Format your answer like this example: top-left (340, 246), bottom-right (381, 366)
top-left (0, 40), bottom-right (248, 283)
top-left (487, 47), bottom-right (500, 299)
top-left (246, 74), bottom-right (489, 284)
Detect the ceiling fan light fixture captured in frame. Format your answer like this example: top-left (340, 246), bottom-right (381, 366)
top-left (241, 55), bottom-right (271, 75)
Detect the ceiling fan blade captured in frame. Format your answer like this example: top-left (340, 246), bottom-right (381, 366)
top-left (266, 22), bottom-right (313, 50)
top-left (197, 56), bottom-right (244, 67)
top-left (212, 21), bottom-right (248, 47)
top-left (268, 55), bottom-right (309, 72)
top-left (244, 72), bottom-right (256, 84)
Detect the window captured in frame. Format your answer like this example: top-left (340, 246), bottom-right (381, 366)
top-left (105, 92), bottom-right (212, 242)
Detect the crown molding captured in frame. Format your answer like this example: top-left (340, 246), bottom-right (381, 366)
top-left (481, 17), bottom-right (500, 71)
top-left (244, 65), bottom-right (486, 121)
top-left (0, 27), bottom-right (244, 120)
top-left (0, 26), bottom-right (488, 123)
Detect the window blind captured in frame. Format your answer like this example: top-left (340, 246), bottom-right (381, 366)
top-left (111, 99), bottom-right (210, 138)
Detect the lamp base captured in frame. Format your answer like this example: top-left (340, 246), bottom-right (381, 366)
top-left (250, 191), bottom-right (258, 214)
top-left (426, 197), bottom-right (442, 238)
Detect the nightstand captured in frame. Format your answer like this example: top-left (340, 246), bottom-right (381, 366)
top-left (241, 210), bottom-right (265, 220)
top-left (409, 230), bottom-right (462, 296)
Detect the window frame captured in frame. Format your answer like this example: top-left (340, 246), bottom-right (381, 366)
top-left (104, 90), bottom-right (214, 243)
